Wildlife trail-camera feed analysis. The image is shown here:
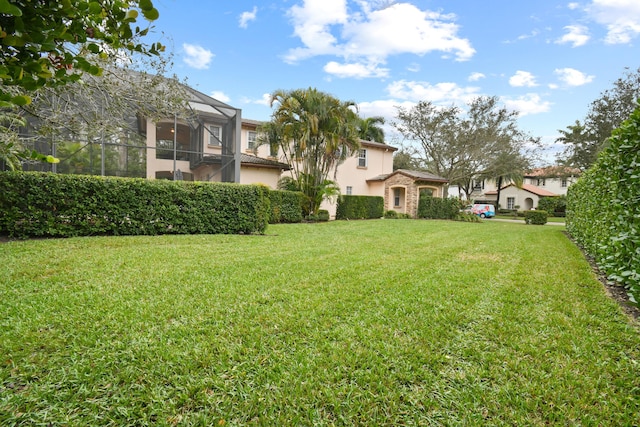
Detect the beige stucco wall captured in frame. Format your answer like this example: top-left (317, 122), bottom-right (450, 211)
top-left (499, 186), bottom-right (541, 210)
top-left (239, 166), bottom-right (281, 188)
top-left (525, 177), bottom-right (577, 196)
top-left (333, 146), bottom-right (394, 196)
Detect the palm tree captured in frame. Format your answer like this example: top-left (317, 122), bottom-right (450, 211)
top-left (480, 150), bottom-right (529, 210)
top-left (259, 88), bottom-right (361, 215)
top-left (358, 116), bottom-right (385, 143)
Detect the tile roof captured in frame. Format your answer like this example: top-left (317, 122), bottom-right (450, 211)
top-left (196, 153), bottom-right (290, 170)
top-left (526, 166), bottom-right (581, 177)
top-left (366, 169), bottom-right (448, 183)
top-left (360, 140), bottom-right (398, 151)
top-left (485, 183), bottom-right (558, 197)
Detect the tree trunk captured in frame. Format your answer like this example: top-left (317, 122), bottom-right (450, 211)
top-left (495, 176), bottom-right (503, 210)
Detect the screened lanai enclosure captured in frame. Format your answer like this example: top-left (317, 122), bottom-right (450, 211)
top-left (10, 70), bottom-right (242, 183)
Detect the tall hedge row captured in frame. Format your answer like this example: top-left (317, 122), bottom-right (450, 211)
top-left (268, 189), bottom-right (304, 224)
top-left (417, 197), bottom-right (463, 220)
top-left (335, 195), bottom-right (384, 220)
top-left (0, 172), bottom-right (271, 238)
top-left (567, 105), bottom-right (640, 303)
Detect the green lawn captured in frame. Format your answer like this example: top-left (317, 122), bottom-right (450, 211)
top-left (1, 220), bottom-right (638, 426)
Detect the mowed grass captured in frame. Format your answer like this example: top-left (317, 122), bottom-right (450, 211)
top-left (1, 220), bottom-right (639, 426)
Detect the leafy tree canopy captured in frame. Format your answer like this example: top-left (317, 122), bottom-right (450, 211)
top-left (557, 67), bottom-right (640, 170)
top-left (0, 0), bottom-right (163, 107)
top-left (393, 96), bottom-right (537, 199)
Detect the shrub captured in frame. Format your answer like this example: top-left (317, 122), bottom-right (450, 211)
top-left (384, 210), bottom-right (398, 219)
top-left (538, 196), bottom-right (567, 215)
top-left (457, 212), bottom-right (480, 222)
top-left (567, 104), bottom-right (640, 303)
top-left (268, 190), bottom-right (304, 224)
top-left (417, 197), bottom-right (463, 220)
top-left (335, 195), bottom-right (384, 220)
top-left (524, 210), bottom-right (548, 225)
top-left (0, 172), bottom-right (270, 238)
top-left (317, 209), bottom-right (330, 222)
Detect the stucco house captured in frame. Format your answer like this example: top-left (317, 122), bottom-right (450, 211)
top-left (453, 166), bottom-right (581, 210)
top-left (144, 88), bottom-right (290, 186)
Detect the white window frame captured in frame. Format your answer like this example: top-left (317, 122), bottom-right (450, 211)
top-left (358, 149), bottom-right (367, 168)
top-left (346, 186), bottom-right (353, 195)
top-left (208, 125), bottom-right (222, 146)
top-left (507, 197), bottom-right (515, 210)
top-left (561, 178), bottom-right (568, 187)
top-left (247, 131), bottom-right (257, 150)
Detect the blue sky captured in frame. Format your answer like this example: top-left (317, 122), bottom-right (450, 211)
top-left (149, 0), bottom-right (640, 164)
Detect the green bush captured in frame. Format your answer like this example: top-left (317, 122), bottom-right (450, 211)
top-left (335, 195), bottom-right (384, 220)
top-left (567, 104), bottom-right (640, 303)
top-left (524, 210), bottom-right (548, 225)
top-left (417, 197), bottom-right (463, 220)
top-left (317, 209), bottom-right (330, 222)
top-left (538, 196), bottom-right (566, 215)
top-left (0, 172), bottom-right (270, 238)
top-left (268, 189), bottom-right (304, 224)
top-left (384, 210), bottom-right (398, 219)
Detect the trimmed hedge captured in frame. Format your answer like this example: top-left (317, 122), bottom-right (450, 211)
top-left (335, 195), bottom-right (384, 220)
top-left (0, 172), bottom-right (270, 238)
top-left (267, 189), bottom-right (304, 224)
top-left (567, 103), bottom-right (640, 303)
top-left (537, 196), bottom-right (566, 216)
top-left (417, 197), bottom-right (463, 220)
top-left (524, 210), bottom-right (547, 225)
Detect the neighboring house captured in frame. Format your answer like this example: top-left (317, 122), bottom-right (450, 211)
top-left (485, 183), bottom-right (559, 210)
top-left (450, 166), bottom-right (581, 210)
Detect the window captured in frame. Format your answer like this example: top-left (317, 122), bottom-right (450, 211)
top-left (473, 179), bottom-right (484, 190)
top-left (394, 188), bottom-right (401, 207)
top-left (247, 131), bottom-right (257, 150)
top-left (156, 122), bottom-right (190, 160)
top-left (208, 125), bottom-right (221, 146)
top-left (561, 178), bottom-right (568, 187)
top-left (507, 197), bottom-right (515, 210)
top-left (537, 178), bottom-right (546, 186)
top-left (358, 149), bottom-right (367, 167)
top-left (269, 144), bottom-right (278, 157)
top-left (346, 186), bottom-right (352, 195)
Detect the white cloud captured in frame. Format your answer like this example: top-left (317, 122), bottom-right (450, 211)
top-left (323, 61), bottom-right (389, 78)
top-left (183, 43), bottom-right (214, 69)
top-left (587, 0), bottom-right (640, 44)
top-left (284, 1), bottom-right (475, 69)
top-left (386, 79), bottom-right (481, 104)
top-left (468, 72), bottom-right (485, 82)
top-left (241, 93), bottom-right (272, 106)
top-left (502, 94), bottom-right (552, 116)
top-left (568, 2), bottom-right (580, 10)
top-left (509, 71), bottom-right (538, 87)
top-left (556, 25), bottom-right (590, 47)
top-left (554, 67), bottom-right (595, 86)
top-left (210, 91), bottom-right (230, 103)
top-left (239, 6), bottom-right (258, 29)
top-left (407, 63), bottom-right (421, 73)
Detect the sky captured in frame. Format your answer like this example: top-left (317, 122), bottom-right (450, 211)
top-left (148, 0), bottom-right (640, 164)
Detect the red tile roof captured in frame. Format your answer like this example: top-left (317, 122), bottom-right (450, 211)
top-left (485, 183), bottom-right (558, 197)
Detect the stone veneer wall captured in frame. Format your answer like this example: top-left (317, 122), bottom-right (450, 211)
top-left (384, 173), bottom-right (444, 218)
